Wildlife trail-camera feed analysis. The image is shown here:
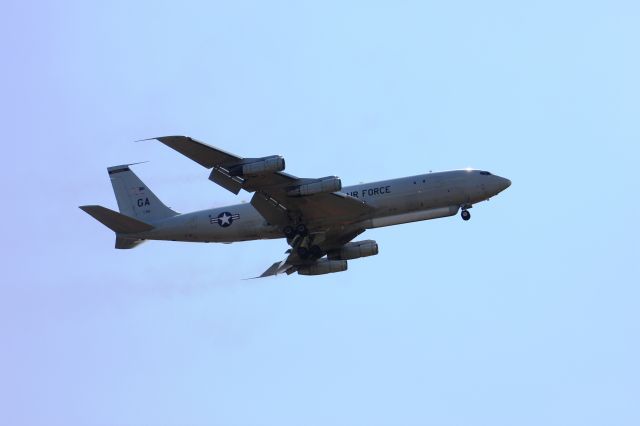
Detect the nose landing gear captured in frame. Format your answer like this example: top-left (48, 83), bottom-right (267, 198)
top-left (460, 204), bottom-right (472, 221)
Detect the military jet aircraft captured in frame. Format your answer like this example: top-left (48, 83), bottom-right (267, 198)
top-left (80, 136), bottom-right (511, 277)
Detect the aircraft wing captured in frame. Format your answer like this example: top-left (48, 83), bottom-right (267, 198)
top-left (152, 135), bottom-right (373, 227)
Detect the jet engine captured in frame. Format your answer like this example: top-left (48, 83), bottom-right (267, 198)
top-left (297, 260), bottom-right (348, 276)
top-left (287, 176), bottom-right (342, 197)
top-left (228, 156), bottom-right (285, 176)
top-left (327, 240), bottom-right (379, 260)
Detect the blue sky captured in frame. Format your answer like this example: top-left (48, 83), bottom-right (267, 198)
top-left (1, 1), bottom-right (639, 425)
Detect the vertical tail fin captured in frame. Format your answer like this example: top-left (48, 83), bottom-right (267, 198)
top-left (108, 165), bottom-right (178, 222)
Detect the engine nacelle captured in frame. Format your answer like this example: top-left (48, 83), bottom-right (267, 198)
top-left (287, 176), bottom-right (342, 197)
top-left (229, 156), bottom-right (285, 176)
top-left (297, 260), bottom-right (348, 276)
top-left (327, 240), bottom-right (379, 260)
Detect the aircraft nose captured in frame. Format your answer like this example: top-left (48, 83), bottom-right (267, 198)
top-left (499, 177), bottom-right (511, 191)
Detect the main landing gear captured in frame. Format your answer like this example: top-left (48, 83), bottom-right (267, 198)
top-left (282, 224), bottom-right (322, 260)
top-left (460, 205), bottom-right (472, 221)
top-left (283, 223), bottom-right (309, 239)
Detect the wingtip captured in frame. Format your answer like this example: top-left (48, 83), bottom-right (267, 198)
top-left (107, 161), bottom-right (149, 173)
top-left (135, 135), bottom-right (190, 143)
top-left (244, 276), bottom-right (268, 280)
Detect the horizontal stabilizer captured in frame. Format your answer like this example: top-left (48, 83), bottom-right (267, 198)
top-left (115, 236), bottom-right (145, 249)
top-left (79, 205), bottom-right (154, 234)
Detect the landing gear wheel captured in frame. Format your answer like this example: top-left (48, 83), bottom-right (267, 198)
top-left (461, 210), bottom-right (471, 221)
top-left (297, 246), bottom-right (310, 259)
top-left (283, 226), bottom-right (295, 239)
top-left (309, 245), bottom-right (323, 258)
top-left (295, 223), bottom-right (308, 236)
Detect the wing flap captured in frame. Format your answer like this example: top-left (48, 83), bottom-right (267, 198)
top-left (209, 167), bottom-right (243, 195)
top-left (250, 192), bottom-right (290, 226)
top-left (272, 192), bottom-right (372, 224)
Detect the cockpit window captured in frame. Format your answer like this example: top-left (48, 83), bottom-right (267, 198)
top-left (479, 171), bottom-right (492, 175)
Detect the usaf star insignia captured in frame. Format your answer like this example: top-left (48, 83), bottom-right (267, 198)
top-left (210, 211), bottom-right (240, 227)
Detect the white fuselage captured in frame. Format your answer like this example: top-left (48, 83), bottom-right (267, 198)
top-left (140, 169), bottom-right (510, 244)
